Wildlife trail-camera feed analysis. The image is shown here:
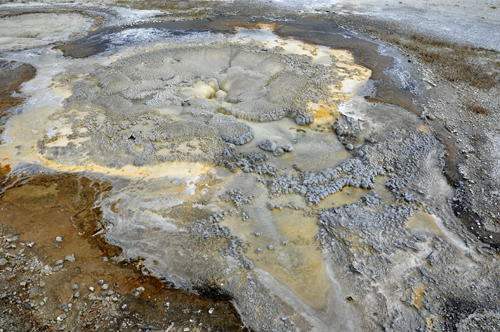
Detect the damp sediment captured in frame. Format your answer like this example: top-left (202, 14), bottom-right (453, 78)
top-left (0, 166), bottom-right (247, 330)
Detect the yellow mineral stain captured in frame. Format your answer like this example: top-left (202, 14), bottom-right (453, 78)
top-left (332, 67), bottom-right (371, 94)
top-left (223, 208), bottom-right (329, 308)
top-left (233, 27), bottom-right (371, 112)
top-left (372, 175), bottom-right (396, 205)
top-left (406, 211), bottom-right (444, 237)
top-left (41, 158), bottom-right (211, 180)
top-left (411, 286), bottom-right (425, 310)
top-left (272, 209), bottom-right (319, 242)
top-left (255, 23), bottom-right (276, 31)
top-left (316, 176), bottom-right (395, 208)
top-left (261, 36), bottom-right (352, 67)
top-left (425, 316), bottom-right (438, 332)
top-left (270, 38), bottom-right (371, 96)
top-left (308, 101), bottom-right (340, 127)
top-left (417, 124), bottom-right (431, 133)
top-left (0, 105), bottom-right (65, 163)
top-left (53, 86), bottom-right (73, 99)
top-left (346, 234), bottom-right (372, 255)
top-left (229, 22), bottom-right (278, 32)
top-left (318, 186), bottom-right (369, 209)
top-left (45, 136), bottom-right (90, 148)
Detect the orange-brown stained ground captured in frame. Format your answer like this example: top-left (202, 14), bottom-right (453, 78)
top-left (0, 60), bottom-right (37, 142)
top-left (0, 165), bottom-right (246, 331)
top-left (0, 162), bottom-right (11, 185)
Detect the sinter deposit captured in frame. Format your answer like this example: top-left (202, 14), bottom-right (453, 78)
top-left (1, 6), bottom-right (500, 332)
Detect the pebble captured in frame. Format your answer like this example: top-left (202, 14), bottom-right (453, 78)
top-left (274, 148), bottom-right (285, 156)
top-left (71, 284), bottom-right (78, 290)
top-left (208, 307), bottom-right (214, 314)
top-left (89, 287), bottom-right (94, 292)
top-left (0, 258), bottom-right (8, 266)
top-left (74, 292), bottom-right (80, 298)
top-left (259, 139), bottom-right (277, 152)
top-left (39, 281), bottom-right (46, 287)
top-left (55, 237), bottom-right (63, 242)
top-left (102, 284), bottom-right (108, 290)
top-left (65, 254), bottom-right (75, 262)
top-left (282, 144), bottom-right (294, 152)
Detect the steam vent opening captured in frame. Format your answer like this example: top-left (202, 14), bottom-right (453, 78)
top-left (1, 2), bottom-right (500, 331)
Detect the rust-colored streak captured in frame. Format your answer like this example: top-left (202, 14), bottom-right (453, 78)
top-left (0, 163), bottom-right (11, 187)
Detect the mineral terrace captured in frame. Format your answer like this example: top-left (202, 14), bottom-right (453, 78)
top-left (0, 1), bottom-right (499, 331)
